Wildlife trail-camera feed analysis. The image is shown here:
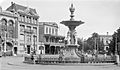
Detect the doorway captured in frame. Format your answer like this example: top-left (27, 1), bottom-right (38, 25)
top-left (27, 45), bottom-right (30, 54)
top-left (14, 47), bottom-right (17, 54)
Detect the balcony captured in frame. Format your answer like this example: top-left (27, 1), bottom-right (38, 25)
top-left (23, 29), bottom-right (34, 34)
top-left (44, 42), bottom-right (65, 46)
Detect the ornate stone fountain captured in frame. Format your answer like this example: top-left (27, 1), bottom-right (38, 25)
top-left (60, 4), bottom-right (84, 60)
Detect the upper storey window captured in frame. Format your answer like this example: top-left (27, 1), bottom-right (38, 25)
top-left (35, 19), bottom-right (37, 24)
top-left (52, 28), bottom-right (54, 35)
top-left (26, 26), bottom-right (31, 31)
top-left (8, 20), bottom-right (14, 26)
top-left (19, 15), bottom-right (22, 21)
top-left (49, 27), bottom-right (51, 34)
top-left (32, 18), bottom-right (37, 24)
top-left (20, 25), bottom-right (25, 32)
top-left (33, 27), bottom-right (37, 34)
top-left (1, 19), bottom-right (7, 25)
top-left (55, 29), bottom-right (58, 35)
top-left (21, 15), bottom-right (24, 22)
top-left (46, 27), bottom-right (48, 34)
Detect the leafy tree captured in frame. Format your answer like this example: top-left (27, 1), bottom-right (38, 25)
top-left (109, 28), bottom-right (120, 55)
top-left (85, 32), bottom-right (104, 53)
top-left (77, 38), bottom-right (83, 51)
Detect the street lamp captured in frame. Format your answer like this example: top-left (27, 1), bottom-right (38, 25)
top-left (114, 33), bottom-right (119, 65)
top-left (33, 35), bottom-right (36, 55)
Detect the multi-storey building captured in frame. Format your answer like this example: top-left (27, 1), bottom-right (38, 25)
top-left (0, 6), bottom-right (18, 56)
top-left (39, 22), bottom-right (65, 54)
top-left (99, 33), bottom-right (112, 53)
top-left (6, 2), bottom-right (39, 55)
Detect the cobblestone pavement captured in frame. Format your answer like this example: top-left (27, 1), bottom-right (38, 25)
top-left (0, 56), bottom-right (120, 70)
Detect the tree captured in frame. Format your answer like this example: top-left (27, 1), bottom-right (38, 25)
top-left (77, 38), bottom-right (83, 51)
top-left (109, 28), bottom-right (120, 55)
top-left (85, 32), bottom-right (104, 53)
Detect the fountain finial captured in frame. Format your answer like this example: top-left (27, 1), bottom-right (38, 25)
top-left (69, 4), bottom-right (75, 21)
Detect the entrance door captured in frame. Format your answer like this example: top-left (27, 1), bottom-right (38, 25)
top-left (14, 47), bottom-right (17, 54)
top-left (27, 45), bottom-right (30, 54)
top-left (45, 45), bottom-right (50, 54)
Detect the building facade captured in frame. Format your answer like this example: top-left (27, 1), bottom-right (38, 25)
top-left (99, 33), bottom-right (112, 53)
top-left (0, 6), bottom-right (18, 56)
top-left (39, 22), bottom-right (65, 54)
top-left (6, 2), bottom-right (39, 55)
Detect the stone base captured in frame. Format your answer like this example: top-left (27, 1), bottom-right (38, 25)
top-left (62, 44), bottom-right (81, 61)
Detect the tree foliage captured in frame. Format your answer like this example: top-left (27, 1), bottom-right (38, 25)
top-left (85, 32), bottom-right (104, 53)
top-left (109, 28), bottom-right (120, 55)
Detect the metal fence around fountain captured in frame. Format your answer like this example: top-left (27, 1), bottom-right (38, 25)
top-left (23, 54), bottom-right (116, 64)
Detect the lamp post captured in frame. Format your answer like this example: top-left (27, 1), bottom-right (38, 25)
top-left (33, 35), bottom-right (36, 55)
top-left (115, 33), bottom-right (119, 65)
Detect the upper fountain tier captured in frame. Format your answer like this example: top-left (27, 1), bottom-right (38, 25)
top-left (60, 4), bottom-right (84, 31)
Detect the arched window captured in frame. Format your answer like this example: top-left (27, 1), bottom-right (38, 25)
top-left (1, 18), bottom-right (7, 25)
top-left (8, 20), bottom-right (14, 26)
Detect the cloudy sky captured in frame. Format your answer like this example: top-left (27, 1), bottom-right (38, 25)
top-left (0, 0), bottom-right (120, 39)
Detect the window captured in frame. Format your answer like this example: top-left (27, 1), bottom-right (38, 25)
top-left (1, 19), bottom-right (7, 25)
top-left (31, 17), bottom-right (33, 23)
top-left (21, 15), bottom-right (24, 22)
top-left (33, 18), bottom-right (35, 24)
top-left (25, 16), bottom-right (27, 22)
top-left (27, 35), bottom-right (31, 42)
top-left (52, 38), bottom-right (54, 42)
top-left (26, 26), bottom-right (31, 33)
top-left (27, 17), bottom-right (29, 23)
top-left (33, 27), bottom-right (37, 34)
top-left (46, 37), bottom-right (49, 42)
top-left (28, 17), bottom-right (31, 23)
top-left (52, 28), bottom-right (54, 35)
top-left (33, 36), bottom-right (37, 42)
top-left (20, 34), bottom-right (25, 41)
top-left (8, 20), bottom-right (14, 26)
top-left (49, 27), bottom-right (51, 34)
top-left (30, 17), bottom-right (32, 23)
top-left (19, 15), bottom-right (21, 21)
top-left (8, 30), bottom-right (13, 38)
top-left (20, 25), bottom-right (25, 32)
top-left (23, 16), bottom-right (25, 22)
top-left (55, 29), bottom-right (58, 35)
top-left (35, 19), bottom-right (37, 24)
top-left (46, 27), bottom-right (48, 34)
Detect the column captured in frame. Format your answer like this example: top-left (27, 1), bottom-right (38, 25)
top-left (4, 31), bottom-right (7, 52)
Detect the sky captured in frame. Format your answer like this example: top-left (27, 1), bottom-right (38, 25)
top-left (0, 0), bottom-right (120, 39)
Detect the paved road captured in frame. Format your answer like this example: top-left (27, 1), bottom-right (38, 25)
top-left (0, 56), bottom-right (120, 70)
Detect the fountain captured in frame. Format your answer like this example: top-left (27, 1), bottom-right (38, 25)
top-left (60, 4), bottom-right (84, 61)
